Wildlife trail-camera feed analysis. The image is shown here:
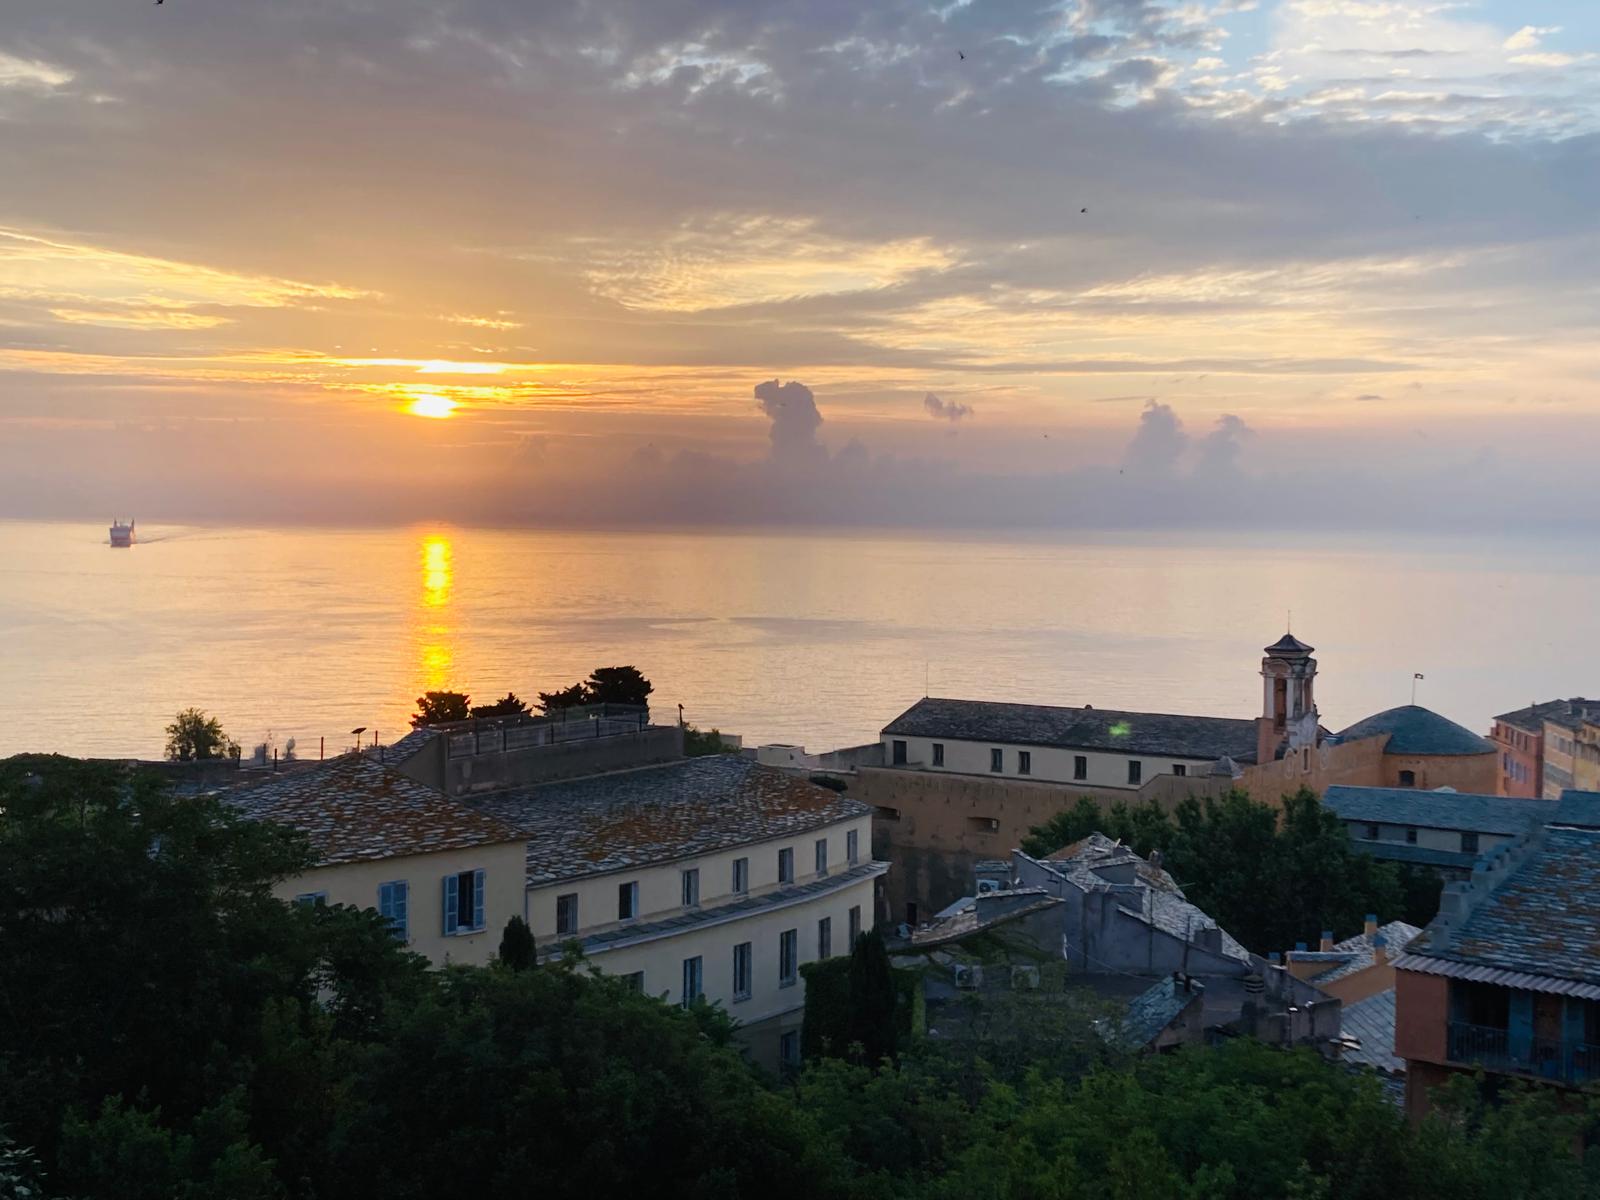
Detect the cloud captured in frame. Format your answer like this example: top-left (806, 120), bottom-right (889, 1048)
top-left (754, 378), bottom-right (825, 464)
top-left (1354, 393), bottom-right (1384, 402)
top-left (0, 50), bottom-right (73, 90)
top-left (1124, 400), bottom-right (1189, 472)
top-left (1504, 26), bottom-right (1559, 53)
top-left (923, 392), bottom-right (972, 422)
top-left (1196, 413), bottom-right (1254, 471)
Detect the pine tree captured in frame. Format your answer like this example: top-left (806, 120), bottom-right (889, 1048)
top-left (498, 916), bottom-right (536, 971)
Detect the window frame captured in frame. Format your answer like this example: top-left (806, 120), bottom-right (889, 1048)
top-left (779, 928), bottom-right (799, 987)
top-left (1405, 827), bottom-right (1419, 845)
top-left (295, 891), bottom-right (329, 908)
top-left (732, 941), bottom-right (753, 1002)
top-left (681, 867), bottom-right (700, 908)
top-left (778, 846), bottom-right (795, 884)
top-left (891, 739), bottom-right (907, 765)
top-left (378, 880), bottom-right (409, 941)
top-left (1461, 831), bottom-right (1480, 854)
top-left (818, 916), bottom-right (832, 959)
top-left (989, 747), bottom-right (1004, 773)
top-left (932, 742), bottom-right (945, 767)
top-left (1172, 764), bottom-right (1187, 777)
top-left (618, 879), bottom-right (640, 921)
top-left (442, 868), bottom-right (486, 936)
top-left (1074, 755), bottom-right (1088, 781)
top-left (732, 856), bottom-right (749, 895)
top-left (1127, 760), bottom-right (1142, 786)
top-left (556, 891), bottom-right (579, 937)
top-left (681, 956), bottom-right (703, 1008)
top-left (815, 837), bottom-right (828, 877)
top-left (848, 904), bottom-right (862, 947)
top-left (846, 829), bottom-right (859, 865)
top-left (1017, 750), bottom-right (1032, 776)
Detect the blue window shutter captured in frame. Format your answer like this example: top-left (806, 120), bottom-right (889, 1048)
top-left (396, 881), bottom-right (408, 936)
top-left (444, 874), bottom-right (458, 935)
top-left (378, 882), bottom-right (393, 918)
top-left (473, 869), bottom-right (486, 931)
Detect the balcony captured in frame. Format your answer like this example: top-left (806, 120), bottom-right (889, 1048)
top-left (1447, 1021), bottom-right (1600, 1086)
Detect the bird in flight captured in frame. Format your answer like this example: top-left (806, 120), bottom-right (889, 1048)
top-left (1080, 207), bottom-right (1087, 214)
top-left (958, 50), bottom-right (965, 60)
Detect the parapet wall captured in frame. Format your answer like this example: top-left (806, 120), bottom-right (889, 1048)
top-left (403, 725), bottom-right (684, 795)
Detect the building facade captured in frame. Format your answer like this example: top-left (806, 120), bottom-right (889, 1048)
top-left (1393, 791), bottom-right (1600, 1120)
top-left (1539, 701), bottom-right (1600, 799)
top-left (1488, 701), bottom-right (1569, 798)
top-left (229, 754), bottom-right (530, 967)
top-left (469, 754), bottom-right (883, 1066)
top-left (1321, 785), bottom-right (1555, 880)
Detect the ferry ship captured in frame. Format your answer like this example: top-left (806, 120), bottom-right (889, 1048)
top-left (109, 518), bottom-right (135, 548)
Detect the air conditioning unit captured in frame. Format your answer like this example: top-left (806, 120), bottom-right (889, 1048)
top-left (954, 964), bottom-right (984, 990)
top-left (1011, 965), bottom-right (1041, 990)
top-left (975, 878), bottom-right (1002, 895)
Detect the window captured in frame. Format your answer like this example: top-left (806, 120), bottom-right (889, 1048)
top-left (1461, 832), bottom-right (1480, 854)
top-left (556, 892), bottom-right (578, 936)
top-left (681, 956), bottom-right (703, 1008)
top-left (932, 742), bottom-right (945, 767)
top-left (1074, 755), bottom-right (1088, 781)
top-left (875, 805), bottom-right (901, 822)
top-left (442, 869), bottom-right (485, 935)
top-left (732, 856), bottom-right (749, 895)
top-left (1405, 827), bottom-right (1418, 845)
top-left (990, 747), bottom-right (1004, 773)
top-left (1364, 823), bottom-right (1380, 840)
top-left (847, 829), bottom-right (859, 865)
top-left (892, 739), bottom-right (907, 765)
top-left (295, 891), bottom-right (328, 908)
top-left (620, 971), bottom-right (645, 992)
top-left (733, 942), bottom-right (753, 1001)
top-left (1018, 750), bottom-right (1032, 776)
top-left (1172, 764), bottom-right (1187, 777)
top-left (1398, 770), bottom-right (1417, 787)
top-left (378, 881), bottom-right (409, 940)
top-left (681, 868), bottom-right (700, 908)
top-left (1127, 760), bottom-right (1142, 786)
top-left (815, 838), bottom-right (828, 876)
top-left (849, 905), bottom-right (862, 946)
top-left (779, 1030), bottom-right (801, 1071)
top-left (778, 847), bottom-right (794, 884)
top-left (618, 879), bottom-right (639, 920)
top-left (818, 916), bottom-right (832, 959)
top-left (779, 929), bottom-right (798, 987)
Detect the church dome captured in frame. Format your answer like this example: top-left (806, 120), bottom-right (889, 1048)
top-left (1335, 705), bottom-right (1493, 757)
top-left (1264, 632), bottom-right (1314, 655)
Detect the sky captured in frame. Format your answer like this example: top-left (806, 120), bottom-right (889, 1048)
top-left (1, 0), bottom-right (1597, 531)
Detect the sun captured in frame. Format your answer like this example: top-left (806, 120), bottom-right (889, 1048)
top-left (407, 393), bottom-right (457, 419)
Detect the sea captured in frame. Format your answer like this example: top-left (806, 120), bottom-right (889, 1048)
top-left (2, 519), bottom-right (1595, 760)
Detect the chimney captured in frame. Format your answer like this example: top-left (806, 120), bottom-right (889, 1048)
top-left (1363, 913), bottom-right (1377, 940)
top-left (1148, 848), bottom-right (1164, 871)
top-left (1373, 932), bottom-right (1388, 967)
top-left (1319, 929), bottom-right (1334, 952)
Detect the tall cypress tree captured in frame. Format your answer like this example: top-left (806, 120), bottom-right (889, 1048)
top-left (844, 928), bottom-right (897, 1065)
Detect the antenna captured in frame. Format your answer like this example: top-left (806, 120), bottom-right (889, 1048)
top-left (924, 662), bottom-right (929, 698)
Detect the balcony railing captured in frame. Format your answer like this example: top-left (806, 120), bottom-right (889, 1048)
top-left (1447, 1021), bottom-right (1600, 1086)
top-left (437, 704), bottom-right (652, 759)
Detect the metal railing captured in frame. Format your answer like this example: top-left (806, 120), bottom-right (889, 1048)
top-left (438, 704), bottom-right (652, 759)
top-left (1447, 1021), bottom-right (1600, 1086)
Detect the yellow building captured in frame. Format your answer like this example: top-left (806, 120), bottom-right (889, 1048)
top-left (230, 754), bottom-right (529, 967)
top-left (470, 754), bottom-right (882, 1067)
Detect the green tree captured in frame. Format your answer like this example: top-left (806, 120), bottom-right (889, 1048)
top-left (410, 690), bottom-right (470, 726)
top-left (470, 693), bottom-right (530, 719)
top-left (585, 665), bottom-right (653, 707)
top-left (846, 928), bottom-right (899, 1066)
top-left (498, 916), bottom-right (536, 970)
top-left (163, 708), bottom-right (239, 762)
top-left (536, 682), bottom-right (591, 714)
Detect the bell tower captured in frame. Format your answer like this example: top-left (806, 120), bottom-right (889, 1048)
top-left (1257, 632), bottom-right (1318, 765)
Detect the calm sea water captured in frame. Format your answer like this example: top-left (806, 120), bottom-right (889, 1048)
top-left (2, 520), bottom-right (1594, 760)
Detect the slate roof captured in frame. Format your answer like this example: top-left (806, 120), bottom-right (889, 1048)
top-left (1323, 785), bottom-right (1554, 835)
top-left (1041, 836), bottom-right (1252, 965)
top-left (1341, 990), bottom-right (1402, 1073)
top-left (1350, 841), bottom-right (1480, 870)
top-left (1299, 921), bottom-right (1422, 985)
top-left (1334, 705), bottom-right (1494, 757)
top-left (1493, 698), bottom-right (1599, 735)
top-left (463, 755), bottom-right (871, 886)
top-left (1411, 826), bottom-right (1600, 985)
top-left (883, 697), bottom-right (1259, 761)
top-left (377, 726), bottom-right (439, 767)
top-left (1121, 975), bottom-right (1202, 1048)
top-left (1555, 790), bottom-right (1600, 829)
top-left (228, 754), bottom-right (524, 866)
